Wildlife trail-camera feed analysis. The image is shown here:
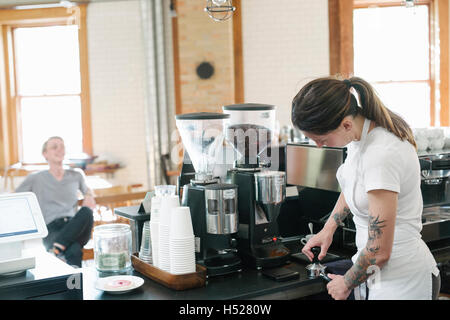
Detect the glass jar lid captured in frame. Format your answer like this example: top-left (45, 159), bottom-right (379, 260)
top-left (94, 223), bottom-right (130, 235)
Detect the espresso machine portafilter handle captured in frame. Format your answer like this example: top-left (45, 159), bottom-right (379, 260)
top-left (320, 271), bottom-right (332, 283)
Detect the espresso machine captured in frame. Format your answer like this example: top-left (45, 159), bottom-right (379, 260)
top-left (284, 143), bottom-right (350, 250)
top-left (418, 152), bottom-right (450, 243)
top-left (223, 104), bottom-right (290, 269)
top-left (176, 112), bottom-right (242, 277)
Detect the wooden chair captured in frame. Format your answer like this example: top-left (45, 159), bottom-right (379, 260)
top-left (92, 184), bottom-right (143, 224)
top-left (2, 166), bottom-right (29, 191)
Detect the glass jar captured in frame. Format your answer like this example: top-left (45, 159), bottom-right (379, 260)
top-left (93, 223), bottom-right (132, 272)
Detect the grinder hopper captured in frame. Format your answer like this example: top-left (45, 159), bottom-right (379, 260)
top-left (223, 104), bottom-right (276, 168)
top-left (176, 112), bottom-right (230, 183)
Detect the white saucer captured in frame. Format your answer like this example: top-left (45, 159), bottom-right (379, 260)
top-left (95, 275), bottom-right (144, 294)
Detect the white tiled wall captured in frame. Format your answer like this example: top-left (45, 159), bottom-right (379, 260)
top-left (87, 0), bottom-right (149, 190)
top-left (241, 0), bottom-right (330, 128)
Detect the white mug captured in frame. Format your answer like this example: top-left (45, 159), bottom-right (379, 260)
top-left (300, 234), bottom-right (314, 245)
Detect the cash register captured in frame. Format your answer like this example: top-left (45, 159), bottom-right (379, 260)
top-left (0, 192), bottom-right (82, 299)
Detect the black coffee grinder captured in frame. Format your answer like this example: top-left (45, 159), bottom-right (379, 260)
top-left (223, 104), bottom-right (290, 269)
top-left (176, 112), bottom-right (242, 277)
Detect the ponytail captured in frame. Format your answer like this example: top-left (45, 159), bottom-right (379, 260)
top-left (349, 77), bottom-right (417, 149)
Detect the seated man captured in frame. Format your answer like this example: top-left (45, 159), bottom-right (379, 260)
top-left (16, 136), bottom-right (96, 267)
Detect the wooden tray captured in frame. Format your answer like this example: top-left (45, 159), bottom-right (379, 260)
top-left (131, 253), bottom-right (206, 291)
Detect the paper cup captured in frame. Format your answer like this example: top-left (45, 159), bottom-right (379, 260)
top-left (159, 195), bottom-right (180, 227)
top-left (170, 206), bottom-right (194, 239)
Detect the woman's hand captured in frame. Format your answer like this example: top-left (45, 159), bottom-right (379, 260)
top-left (326, 274), bottom-right (352, 300)
top-left (301, 227), bottom-right (334, 261)
top-left (302, 193), bottom-right (350, 262)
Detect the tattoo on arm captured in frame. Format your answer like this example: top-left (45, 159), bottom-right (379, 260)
top-left (332, 207), bottom-right (351, 227)
top-left (343, 214), bottom-right (387, 290)
top-left (366, 215), bottom-right (386, 254)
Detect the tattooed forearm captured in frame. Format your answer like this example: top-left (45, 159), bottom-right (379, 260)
top-left (344, 249), bottom-right (376, 289)
top-left (343, 214), bottom-right (387, 290)
top-left (332, 207), bottom-right (351, 227)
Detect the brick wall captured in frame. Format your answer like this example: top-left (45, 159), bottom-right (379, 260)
top-left (176, 0), bottom-right (235, 114)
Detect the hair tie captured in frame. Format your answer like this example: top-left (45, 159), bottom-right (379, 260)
top-left (343, 79), bottom-right (352, 88)
top-left (350, 87), bottom-right (362, 108)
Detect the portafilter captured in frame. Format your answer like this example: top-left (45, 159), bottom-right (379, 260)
top-left (306, 246), bottom-right (332, 282)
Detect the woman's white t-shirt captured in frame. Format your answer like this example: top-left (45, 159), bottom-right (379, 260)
top-left (336, 122), bottom-right (438, 300)
top-left (350, 126), bottom-right (423, 249)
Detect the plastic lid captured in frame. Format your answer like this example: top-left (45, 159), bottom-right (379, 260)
top-left (175, 112), bottom-right (230, 120)
top-left (223, 103), bottom-right (275, 111)
top-left (93, 223), bottom-right (130, 234)
top-left (154, 185), bottom-right (176, 196)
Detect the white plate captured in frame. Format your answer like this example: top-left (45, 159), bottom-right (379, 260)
top-left (95, 275), bottom-right (144, 294)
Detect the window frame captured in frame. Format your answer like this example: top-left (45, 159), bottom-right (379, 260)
top-left (329, 0), bottom-right (449, 127)
top-left (0, 5), bottom-right (92, 168)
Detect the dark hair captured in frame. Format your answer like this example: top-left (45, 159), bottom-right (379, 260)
top-left (291, 75), bottom-right (417, 149)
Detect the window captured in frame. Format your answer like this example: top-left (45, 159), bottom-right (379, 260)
top-left (329, 0), bottom-right (448, 128)
top-left (0, 5), bottom-right (91, 168)
top-left (353, 4), bottom-right (431, 128)
top-left (15, 25), bottom-right (83, 162)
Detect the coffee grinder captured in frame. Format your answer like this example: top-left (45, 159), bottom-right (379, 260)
top-left (176, 112), bottom-right (242, 277)
top-left (223, 104), bottom-right (290, 269)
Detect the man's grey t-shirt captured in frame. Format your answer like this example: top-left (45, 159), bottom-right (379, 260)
top-left (16, 169), bottom-right (88, 225)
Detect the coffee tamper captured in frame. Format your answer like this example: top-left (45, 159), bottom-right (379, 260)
top-left (306, 246), bottom-right (332, 282)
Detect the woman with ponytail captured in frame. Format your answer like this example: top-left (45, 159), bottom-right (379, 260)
top-left (292, 76), bottom-right (439, 300)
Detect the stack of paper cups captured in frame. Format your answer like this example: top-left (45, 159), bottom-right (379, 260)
top-left (149, 195), bottom-right (161, 267)
top-left (169, 206), bottom-right (195, 275)
top-left (139, 220), bottom-right (152, 263)
top-left (158, 195), bottom-right (180, 272)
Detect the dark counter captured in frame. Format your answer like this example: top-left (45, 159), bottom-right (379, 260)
top-left (88, 207), bottom-right (344, 300)
top-left (82, 257), bottom-right (327, 300)
top-left (104, 205), bottom-right (346, 300)
top-left (0, 250), bottom-right (82, 300)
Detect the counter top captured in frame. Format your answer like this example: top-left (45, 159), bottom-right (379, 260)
top-left (81, 236), bottom-right (345, 300)
top-left (82, 258), bottom-right (327, 300)
top-left (0, 250), bottom-right (83, 299)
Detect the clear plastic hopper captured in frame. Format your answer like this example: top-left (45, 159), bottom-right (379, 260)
top-left (222, 104), bottom-right (276, 168)
top-left (176, 112), bottom-right (230, 183)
